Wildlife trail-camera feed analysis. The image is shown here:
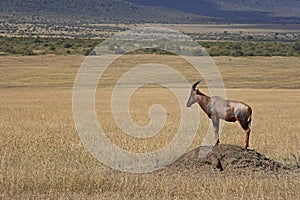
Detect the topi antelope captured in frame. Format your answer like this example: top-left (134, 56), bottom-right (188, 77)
top-left (186, 80), bottom-right (252, 149)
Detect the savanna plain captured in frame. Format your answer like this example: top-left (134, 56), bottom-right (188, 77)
top-left (0, 54), bottom-right (299, 199)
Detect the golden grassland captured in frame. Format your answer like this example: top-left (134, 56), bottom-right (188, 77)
top-left (0, 55), bottom-right (300, 199)
top-left (1, 55), bottom-right (299, 89)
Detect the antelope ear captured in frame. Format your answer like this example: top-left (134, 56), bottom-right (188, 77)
top-left (195, 88), bottom-right (201, 95)
top-left (192, 80), bottom-right (201, 91)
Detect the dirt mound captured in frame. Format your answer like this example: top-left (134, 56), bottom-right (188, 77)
top-left (167, 144), bottom-right (292, 175)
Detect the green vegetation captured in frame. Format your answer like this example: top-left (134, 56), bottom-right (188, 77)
top-left (0, 36), bottom-right (103, 56)
top-left (293, 39), bottom-right (300, 52)
top-left (0, 36), bottom-right (300, 57)
top-left (199, 40), bottom-right (300, 57)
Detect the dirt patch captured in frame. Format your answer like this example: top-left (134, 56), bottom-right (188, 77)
top-left (166, 144), bottom-right (297, 176)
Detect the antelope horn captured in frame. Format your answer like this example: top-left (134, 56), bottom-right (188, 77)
top-left (192, 80), bottom-right (201, 91)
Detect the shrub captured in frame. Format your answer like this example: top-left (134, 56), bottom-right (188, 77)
top-left (64, 43), bottom-right (73, 48)
top-left (293, 40), bottom-right (300, 52)
top-left (49, 46), bottom-right (56, 51)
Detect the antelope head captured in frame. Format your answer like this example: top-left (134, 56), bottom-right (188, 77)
top-left (186, 80), bottom-right (201, 107)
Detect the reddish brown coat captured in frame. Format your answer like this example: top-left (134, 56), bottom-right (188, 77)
top-left (187, 80), bottom-right (252, 149)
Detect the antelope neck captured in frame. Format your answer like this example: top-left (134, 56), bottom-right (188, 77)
top-left (196, 92), bottom-right (211, 114)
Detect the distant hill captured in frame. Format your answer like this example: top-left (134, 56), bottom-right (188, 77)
top-left (0, 0), bottom-right (211, 24)
top-left (127, 0), bottom-right (300, 23)
top-left (0, 0), bottom-right (299, 24)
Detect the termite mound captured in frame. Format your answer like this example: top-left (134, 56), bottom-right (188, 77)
top-left (166, 144), bottom-right (297, 175)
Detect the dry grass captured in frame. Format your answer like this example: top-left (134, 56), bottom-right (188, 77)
top-left (215, 57), bottom-right (300, 89)
top-left (0, 55), bottom-right (299, 199)
top-left (1, 55), bottom-right (299, 89)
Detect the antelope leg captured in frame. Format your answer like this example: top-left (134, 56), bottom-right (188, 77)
top-left (212, 117), bottom-right (220, 146)
top-left (243, 128), bottom-right (251, 149)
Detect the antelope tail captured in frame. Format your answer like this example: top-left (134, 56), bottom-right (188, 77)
top-left (247, 108), bottom-right (252, 127)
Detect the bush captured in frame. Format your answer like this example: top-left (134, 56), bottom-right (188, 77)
top-left (49, 46), bottom-right (56, 51)
top-left (293, 40), bottom-right (300, 52)
top-left (64, 43), bottom-right (73, 48)
top-left (231, 50), bottom-right (243, 57)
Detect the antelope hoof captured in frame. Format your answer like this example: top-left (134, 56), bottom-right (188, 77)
top-left (242, 144), bottom-right (248, 150)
